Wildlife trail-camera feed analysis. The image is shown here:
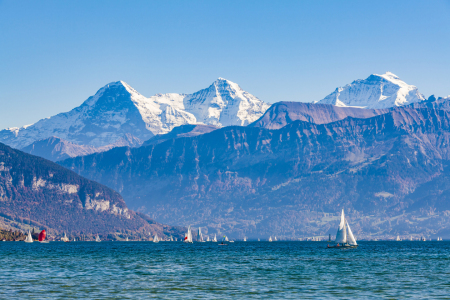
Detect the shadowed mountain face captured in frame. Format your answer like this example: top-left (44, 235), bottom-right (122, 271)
top-left (249, 102), bottom-right (388, 129)
top-left (60, 106), bottom-right (450, 239)
top-left (0, 143), bottom-right (184, 239)
top-left (21, 134), bottom-right (143, 162)
top-left (142, 124), bottom-right (219, 146)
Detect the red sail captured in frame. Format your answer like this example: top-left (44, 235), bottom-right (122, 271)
top-left (38, 230), bottom-right (46, 241)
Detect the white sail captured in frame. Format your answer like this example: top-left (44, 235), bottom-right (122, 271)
top-left (335, 209), bottom-right (347, 244)
top-left (198, 228), bottom-right (203, 242)
top-left (346, 221), bottom-right (357, 246)
top-left (225, 236), bottom-right (229, 242)
top-left (126, 237), bottom-right (129, 241)
top-left (153, 234), bottom-right (159, 243)
top-left (274, 236), bottom-right (277, 241)
top-left (25, 230), bottom-right (33, 243)
top-left (96, 234), bottom-right (101, 242)
top-left (61, 232), bottom-right (69, 242)
top-left (184, 225), bottom-right (193, 243)
top-left (206, 236), bottom-right (210, 242)
top-left (243, 237), bottom-right (247, 242)
top-left (213, 234), bottom-right (217, 242)
top-left (269, 236), bottom-right (272, 242)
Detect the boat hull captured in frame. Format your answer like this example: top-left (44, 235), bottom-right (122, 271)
top-left (327, 244), bottom-right (358, 249)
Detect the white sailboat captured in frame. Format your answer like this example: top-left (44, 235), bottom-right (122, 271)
top-left (212, 234), bottom-right (217, 242)
top-left (24, 230), bottom-right (33, 243)
top-left (153, 234), bottom-right (159, 243)
top-left (258, 238), bottom-right (260, 241)
top-left (95, 234), bottom-right (101, 242)
top-left (126, 237), bottom-right (129, 241)
top-left (206, 236), bottom-right (210, 242)
top-left (328, 209), bottom-right (358, 248)
top-left (198, 228), bottom-right (204, 242)
top-left (274, 236), bottom-right (277, 241)
top-left (243, 237), bottom-right (247, 242)
top-left (269, 236), bottom-right (273, 242)
top-left (396, 235), bottom-right (402, 241)
top-left (225, 236), bottom-right (229, 242)
top-left (184, 225), bottom-right (193, 243)
top-left (61, 232), bottom-right (69, 242)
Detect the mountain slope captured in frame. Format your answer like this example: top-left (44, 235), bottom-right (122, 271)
top-left (0, 79), bottom-right (269, 150)
top-left (0, 142), bottom-right (184, 239)
top-left (60, 106), bottom-right (450, 239)
top-left (142, 124), bottom-right (219, 147)
top-left (21, 134), bottom-right (142, 162)
top-left (318, 72), bottom-right (425, 109)
top-left (249, 101), bottom-right (388, 129)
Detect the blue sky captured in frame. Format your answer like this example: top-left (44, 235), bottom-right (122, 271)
top-left (1, 0), bottom-right (449, 129)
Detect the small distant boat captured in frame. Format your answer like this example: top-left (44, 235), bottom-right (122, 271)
top-left (437, 237), bottom-right (442, 241)
top-left (24, 230), bottom-right (33, 243)
top-left (212, 234), bottom-right (217, 242)
top-left (153, 234), bottom-right (159, 243)
top-left (170, 235), bottom-right (174, 242)
top-left (421, 237), bottom-right (426, 241)
top-left (126, 237), bottom-right (129, 241)
top-left (410, 236), bottom-right (413, 241)
top-left (184, 226), bottom-right (193, 243)
top-left (396, 235), bottom-right (402, 241)
top-left (269, 236), bottom-right (272, 242)
top-left (243, 237), bottom-right (247, 242)
top-left (95, 234), bottom-right (101, 242)
top-left (198, 228), bottom-right (204, 242)
top-left (206, 236), bottom-right (210, 242)
top-left (38, 230), bottom-right (49, 243)
top-left (225, 236), bottom-right (229, 242)
top-left (61, 232), bottom-right (69, 242)
top-left (274, 236), bottom-right (277, 241)
top-left (258, 238), bottom-right (260, 241)
top-left (327, 209), bottom-right (358, 249)
top-left (73, 238), bottom-right (76, 242)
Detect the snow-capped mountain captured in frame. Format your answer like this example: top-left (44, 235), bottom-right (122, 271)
top-left (0, 78), bottom-right (269, 149)
top-left (317, 72), bottom-right (425, 109)
top-left (145, 77), bottom-right (270, 132)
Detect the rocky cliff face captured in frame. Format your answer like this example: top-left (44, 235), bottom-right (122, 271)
top-left (0, 142), bottom-right (184, 238)
top-left (59, 104), bottom-right (450, 239)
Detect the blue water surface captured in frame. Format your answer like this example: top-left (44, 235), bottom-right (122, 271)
top-left (1, 241), bottom-right (449, 299)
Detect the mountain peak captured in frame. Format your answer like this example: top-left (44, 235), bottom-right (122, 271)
top-left (378, 71), bottom-right (400, 80)
top-left (318, 72), bottom-right (425, 109)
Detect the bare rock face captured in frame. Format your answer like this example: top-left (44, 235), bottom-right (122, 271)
top-left (0, 142), bottom-right (184, 239)
top-left (60, 103), bottom-right (450, 239)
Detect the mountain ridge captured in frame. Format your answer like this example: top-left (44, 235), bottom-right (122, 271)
top-left (318, 72), bottom-right (426, 109)
top-left (59, 105), bottom-right (450, 238)
top-left (0, 78), bottom-right (269, 150)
